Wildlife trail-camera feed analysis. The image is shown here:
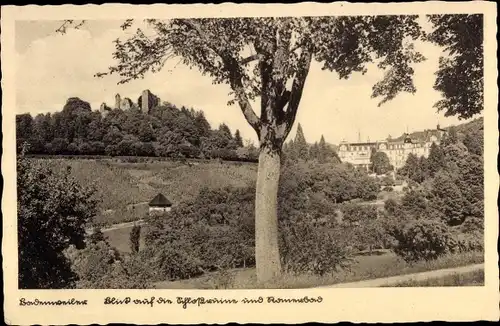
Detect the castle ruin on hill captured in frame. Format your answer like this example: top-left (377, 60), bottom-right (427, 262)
top-left (99, 89), bottom-right (161, 117)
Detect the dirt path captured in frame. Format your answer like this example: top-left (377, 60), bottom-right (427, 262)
top-left (86, 219), bottom-right (146, 234)
top-left (318, 263), bottom-right (484, 288)
top-left (101, 220), bottom-right (146, 232)
top-left (91, 201), bottom-right (150, 234)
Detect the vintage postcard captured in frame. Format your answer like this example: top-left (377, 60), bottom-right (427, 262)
top-left (2, 2), bottom-right (499, 325)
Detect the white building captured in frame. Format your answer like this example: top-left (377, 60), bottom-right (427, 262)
top-left (338, 126), bottom-right (446, 172)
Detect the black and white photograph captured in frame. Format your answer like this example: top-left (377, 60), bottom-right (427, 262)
top-left (2, 2), bottom-right (498, 324)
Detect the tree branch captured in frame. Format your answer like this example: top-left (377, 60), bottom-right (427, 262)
top-left (241, 54), bottom-right (262, 65)
top-left (177, 19), bottom-right (261, 134)
top-left (277, 45), bottom-right (313, 140)
top-left (55, 20), bottom-right (85, 34)
top-left (176, 20), bottom-right (227, 59)
top-left (289, 43), bottom-right (303, 54)
top-left (232, 83), bottom-right (261, 134)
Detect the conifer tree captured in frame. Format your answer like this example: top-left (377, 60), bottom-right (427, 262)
top-left (309, 142), bottom-right (320, 161)
top-left (234, 129), bottom-right (244, 147)
top-left (194, 111), bottom-right (211, 138)
top-left (399, 153), bottom-right (419, 181)
top-left (130, 224), bottom-right (141, 254)
top-left (294, 123), bottom-right (309, 161)
top-left (318, 135), bottom-right (331, 163)
top-left (286, 139), bottom-right (298, 163)
top-left (427, 142), bottom-right (446, 176)
top-left (218, 123), bottom-right (233, 141)
top-left (371, 151), bottom-right (392, 175)
top-left (442, 126), bottom-right (458, 146)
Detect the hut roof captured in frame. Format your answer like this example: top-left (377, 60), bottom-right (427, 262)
top-left (149, 193), bottom-right (173, 207)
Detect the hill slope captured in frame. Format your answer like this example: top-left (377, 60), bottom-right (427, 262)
top-left (38, 158), bottom-right (257, 226)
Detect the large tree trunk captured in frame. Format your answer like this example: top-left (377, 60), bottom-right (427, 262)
top-left (255, 143), bottom-right (282, 283)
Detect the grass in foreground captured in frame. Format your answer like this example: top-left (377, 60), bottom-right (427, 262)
top-left (385, 269), bottom-right (484, 287)
top-left (153, 250), bottom-right (484, 289)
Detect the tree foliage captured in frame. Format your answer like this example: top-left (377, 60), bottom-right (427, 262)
top-left (398, 153), bottom-right (420, 182)
top-left (129, 224), bottom-right (141, 253)
top-left (385, 119), bottom-right (483, 261)
top-left (427, 14), bottom-right (483, 119)
top-left (69, 239), bottom-right (150, 289)
top-left (279, 161), bottom-right (379, 214)
top-left (279, 220), bottom-right (353, 276)
top-left (17, 156), bottom-right (98, 289)
top-left (318, 135), bottom-right (340, 163)
top-left (431, 171), bottom-right (468, 226)
top-left (370, 150), bottom-right (392, 175)
top-left (234, 129), bottom-right (244, 147)
top-left (426, 142), bottom-right (446, 177)
top-left (389, 219), bottom-right (458, 263)
top-left (16, 98), bottom-right (257, 162)
top-left (340, 203), bottom-right (378, 226)
top-left (283, 134), bottom-right (340, 164)
top-left (293, 123), bottom-right (309, 160)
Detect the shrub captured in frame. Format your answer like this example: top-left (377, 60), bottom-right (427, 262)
top-left (384, 198), bottom-right (399, 215)
top-left (140, 242), bottom-right (205, 281)
top-left (454, 218), bottom-right (484, 252)
top-left (383, 186), bottom-right (393, 192)
top-left (400, 189), bottom-right (432, 217)
top-left (340, 203), bottom-right (378, 225)
top-left (279, 221), bottom-right (353, 276)
top-left (381, 176), bottom-right (395, 187)
top-left (454, 232), bottom-right (483, 252)
top-left (280, 162), bottom-right (379, 206)
top-left (389, 219), bottom-right (458, 263)
top-left (69, 240), bottom-right (150, 289)
top-left (351, 219), bottom-right (388, 252)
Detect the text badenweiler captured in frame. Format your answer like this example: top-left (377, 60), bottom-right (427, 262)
top-left (19, 298), bottom-right (88, 306)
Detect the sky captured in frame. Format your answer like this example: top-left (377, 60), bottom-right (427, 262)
top-left (15, 18), bottom-right (476, 145)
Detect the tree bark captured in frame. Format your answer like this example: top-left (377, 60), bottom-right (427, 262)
top-left (255, 142), bottom-right (282, 284)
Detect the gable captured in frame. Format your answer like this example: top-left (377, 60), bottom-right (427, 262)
top-left (149, 193), bottom-right (173, 207)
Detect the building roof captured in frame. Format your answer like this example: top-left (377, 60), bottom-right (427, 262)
top-left (339, 128), bottom-right (444, 148)
top-left (149, 193), bottom-right (173, 207)
top-left (343, 142), bottom-right (378, 147)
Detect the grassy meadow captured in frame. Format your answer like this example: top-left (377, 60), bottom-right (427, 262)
top-left (103, 225), bottom-right (148, 254)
